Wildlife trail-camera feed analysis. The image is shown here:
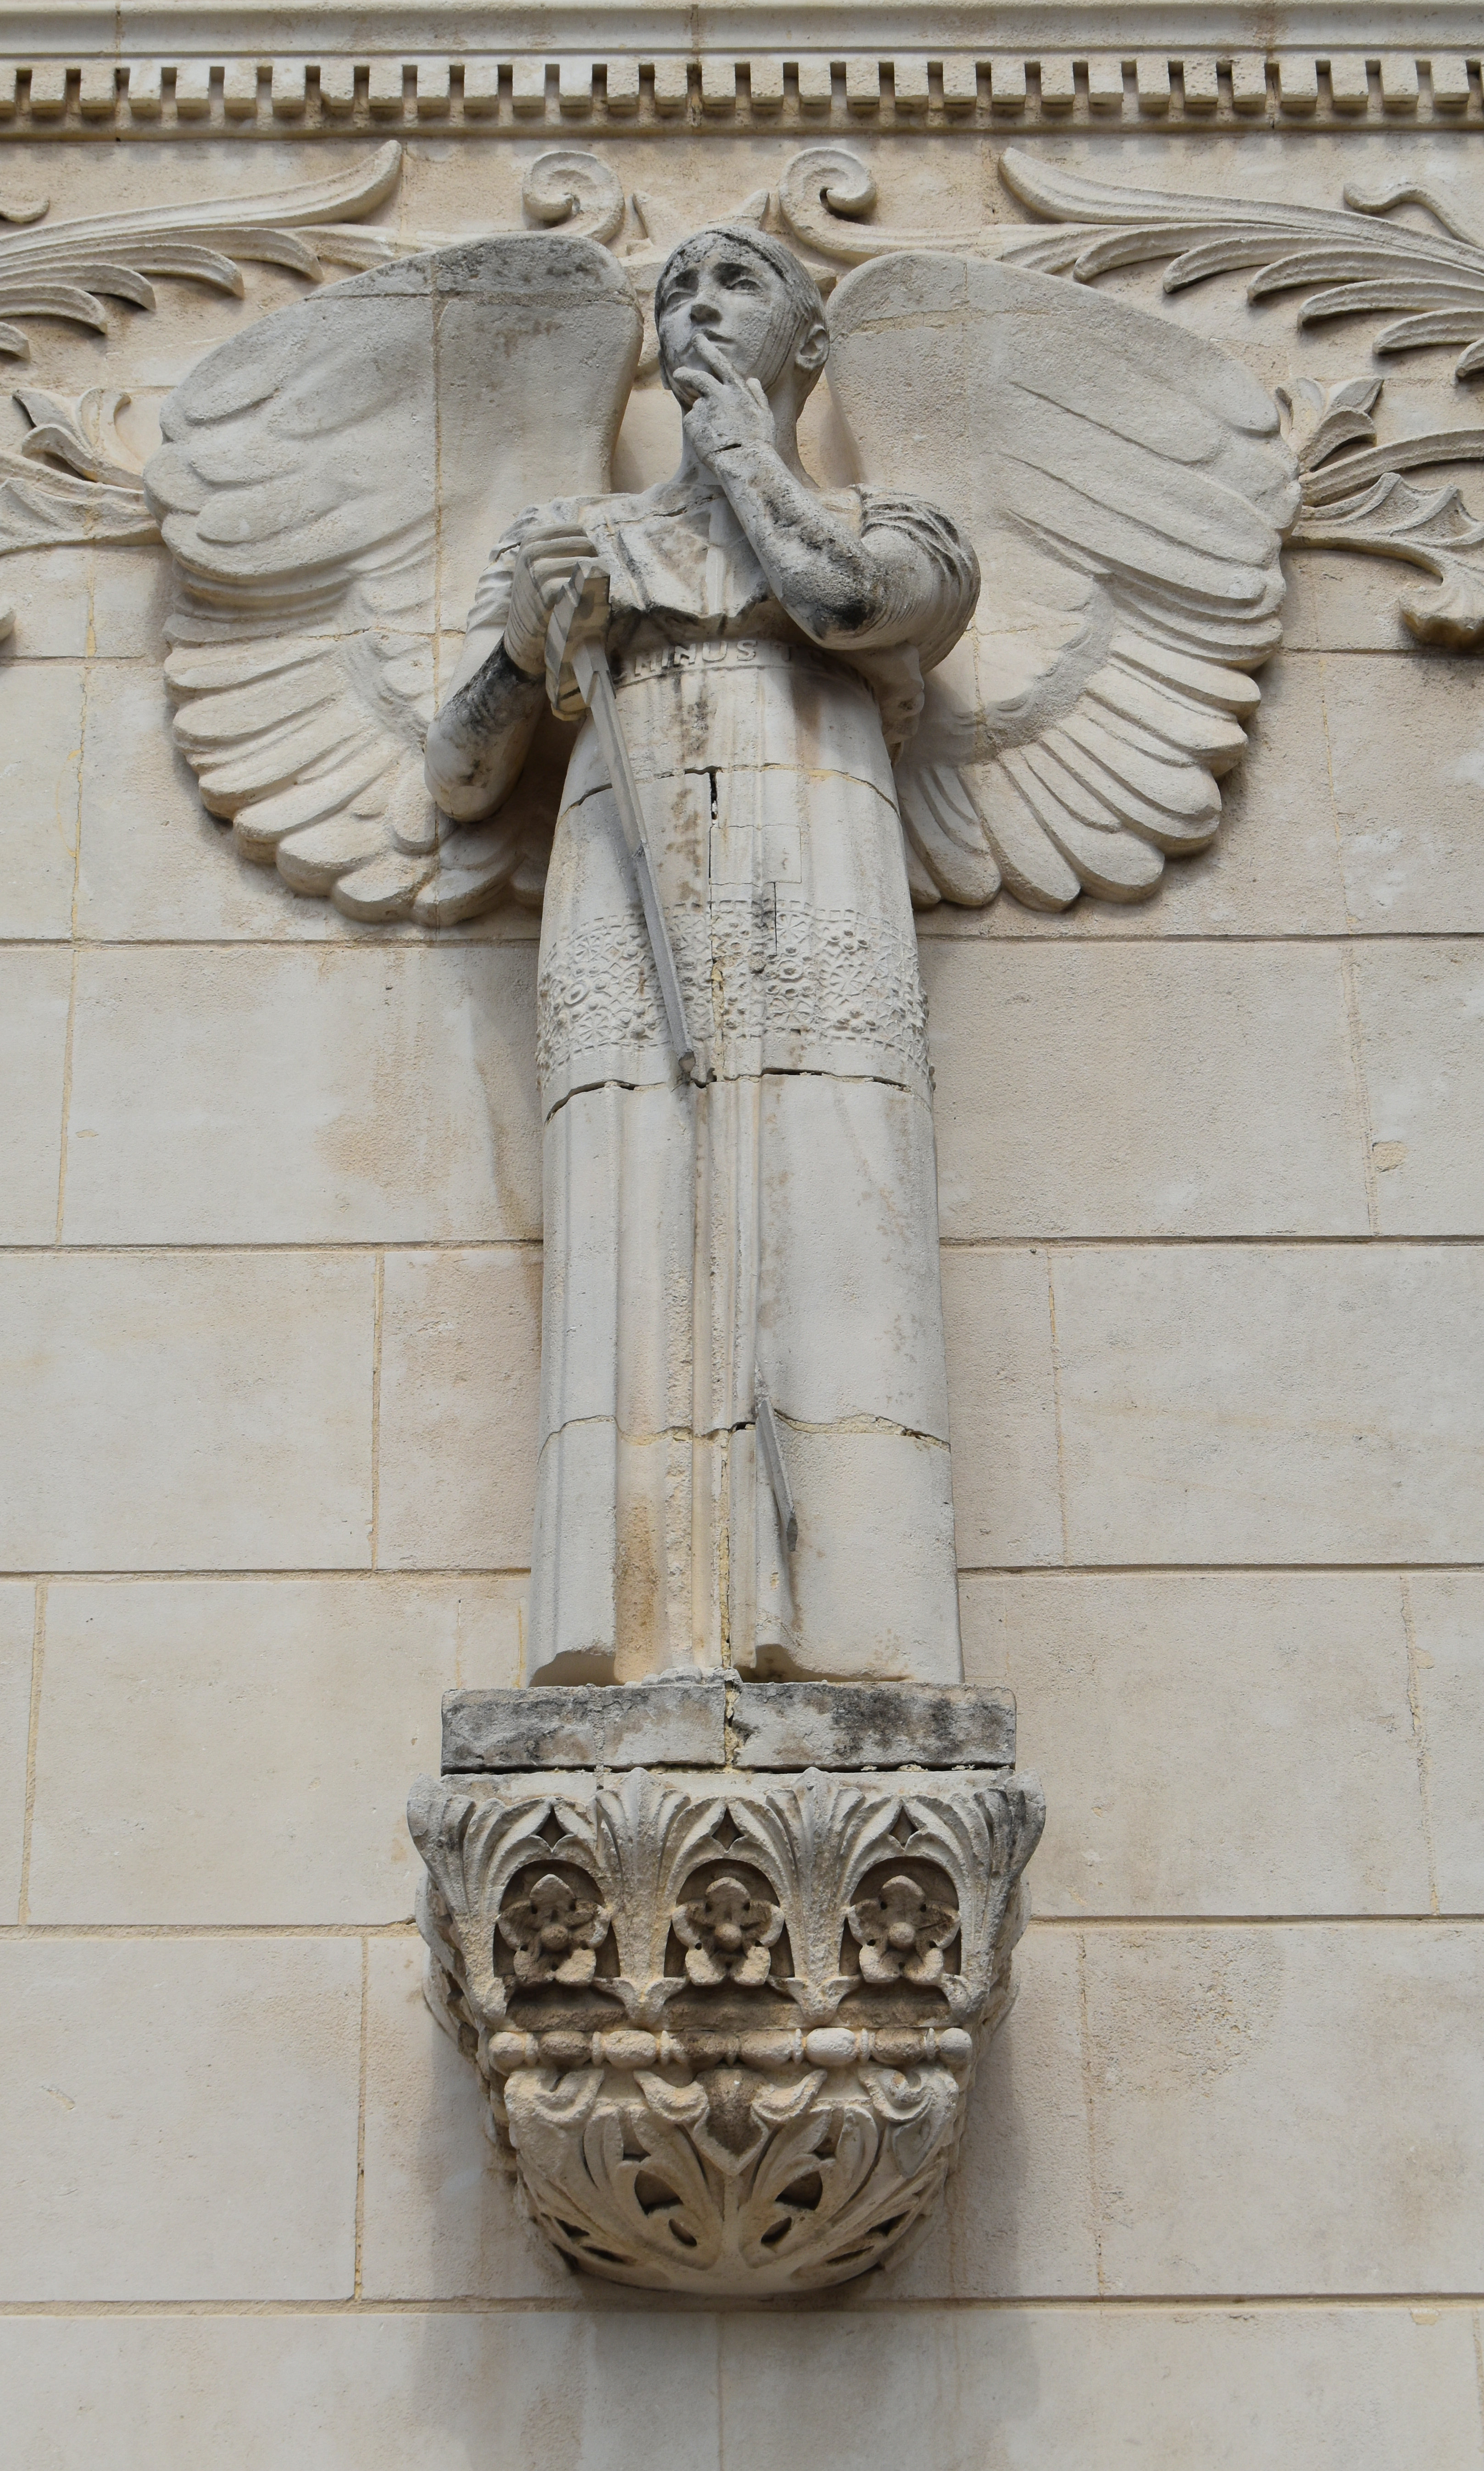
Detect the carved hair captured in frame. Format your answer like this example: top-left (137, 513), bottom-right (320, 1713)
top-left (655, 224), bottom-right (828, 397)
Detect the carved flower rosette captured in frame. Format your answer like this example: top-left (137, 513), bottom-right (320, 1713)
top-left (408, 1763), bottom-right (1043, 2296)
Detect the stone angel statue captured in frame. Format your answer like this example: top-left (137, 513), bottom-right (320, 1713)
top-left (145, 220), bottom-right (1299, 1693)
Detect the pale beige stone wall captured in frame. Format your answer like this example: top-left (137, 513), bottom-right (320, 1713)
top-left (3, 91), bottom-right (1484, 2469)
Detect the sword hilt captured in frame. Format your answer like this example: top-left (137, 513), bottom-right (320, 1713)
top-left (545, 559), bottom-right (611, 722)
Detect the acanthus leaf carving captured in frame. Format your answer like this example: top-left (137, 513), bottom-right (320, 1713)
top-left (994, 149), bottom-right (1484, 651)
top-left (995, 149), bottom-right (1484, 382)
top-left (728, 1770), bottom-right (903, 2024)
top-left (16, 384), bottom-right (146, 489)
top-left (407, 1777), bottom-right (592, 2028)
top-left (592, 1768), bottom-right (730, 2023)
top-left (0, 141), bottom-right (407, 359)
top-left (1295, 469), bottom-right (1484, 649)
top-left (0, 387), bottom-right (156, 636)
top-left (410, 1759), bottom-right (1043, 2295)
top-left (1275, 374), bottom-right (1484, 647)
top-left (903, 1774), bottom-right (1044, 2021)
top-left (0, 143), bottom-right (643, 645)
top-left (0, 150), bottom-right (411, 618)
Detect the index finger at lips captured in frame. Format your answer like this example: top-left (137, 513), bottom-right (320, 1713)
top-left (675, 363), bottom-right (723, 402)
top-left (690, 337), bottom-right (735, 379)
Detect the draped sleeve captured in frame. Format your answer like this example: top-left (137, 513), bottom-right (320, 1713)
top-left (463, 531), bottom-right (519, 640)
top-left (856, 488), bottom-right (982, 675)
top-left (827, 486), bottom-right (980, 757)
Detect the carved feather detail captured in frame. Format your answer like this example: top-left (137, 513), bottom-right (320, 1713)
top-left (145, 234), bottom-right (642, 924)
top-left (827, 251), bottom-right (1300, 911)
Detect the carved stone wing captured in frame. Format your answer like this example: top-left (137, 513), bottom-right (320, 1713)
top-left (826, 253), bottom-right (1301, 911)
top-left (144, 234), bottom-right (641, 924)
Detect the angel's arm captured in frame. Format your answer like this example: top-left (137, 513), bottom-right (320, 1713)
top-left (425, 524), bottom-right (595, 821)
top-left (425, 650), bottom-right (543, 824)
top-left (678, 349), bottom-right (977, 656)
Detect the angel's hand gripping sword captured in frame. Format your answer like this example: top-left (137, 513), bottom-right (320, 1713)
top-left (545, 560), bottom-right (697, 1082)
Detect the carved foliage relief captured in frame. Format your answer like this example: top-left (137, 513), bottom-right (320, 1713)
top-left (409, 1766), bottom-right (1043, 2293)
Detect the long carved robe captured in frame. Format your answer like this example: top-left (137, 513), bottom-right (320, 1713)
top-left (471, 475), bottom-right (978, 1685)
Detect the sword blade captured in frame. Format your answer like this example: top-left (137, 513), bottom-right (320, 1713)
top-left (572, 638), bottom-right (697, 1079)
top-left (756, 1388), bottom-right (798, 1553)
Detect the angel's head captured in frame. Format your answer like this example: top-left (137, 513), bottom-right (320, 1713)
top-left (655, 226), bottom-right (828, 410)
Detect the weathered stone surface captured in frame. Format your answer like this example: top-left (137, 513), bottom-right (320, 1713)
top-left (963, 1571), bottom-right (1433, 1916)
top-left (718, 2303), bottom-right (1484, 2471)
top-left (729, 1678), bottom-right (1016, 1770)
top-left (0, 2312), bottom-right (726, 2470)
top-left (443, 1677), bottom-right (1014, 1772)
top-left (0, 1937), bottom-right (361, 2300)
top-left (0, 659), bottom-right (84, 939)
top-left (442, 1675), bottom-right (727, 1770)
top-left (1325, 652), bottom-right (1484, 933)
top-left (1408, 1571), bottom-right (1484, 1914)
top-left (1051, 1244), bottom-right (1484, 1564)
top-left (0, 1583), bottom-right (33, 1924)
top-left (359, 1936), bottom-right (576, 2301)
top-left (377, 1245), bottom-right (542, 1572)
top-left (1289, 548), bottom-right (1429, 654)
top-left (10, 2303), bottom-right (1484, 2468)
top-left (61, 944), bottom-right (542, 1244)
top-left (0, 1251), bottom-right (374, 1571)
top-left (1082, 1924), bottom-right (1484, 2293)
top-left (0, 948), bottom-right (69, 1243)
top-left (928, 941), bottom-right (1368, 1238)
top-left (892, 1927), bottom-right (1099, 2298)
top-left (74, 658), bottom-right (348, 944)
top-left (1352, 942), bottom-right (1484, 1234)
top-left (27, 1577), bottom-right (523, 1925)
top-left (940, 1247), bottom-right (1062, 1568)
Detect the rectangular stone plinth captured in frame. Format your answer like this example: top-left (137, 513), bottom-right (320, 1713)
top-left (728, 1680), bottom-right (1015, 1770)
top-left (441, 1677), bottom-right (1016, 1772)
top-left (441, 1677), bottom-right (726, 1772)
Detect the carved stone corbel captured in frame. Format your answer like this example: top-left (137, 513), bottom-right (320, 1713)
top-left (408, 1679), bottom-right (1043, 2295)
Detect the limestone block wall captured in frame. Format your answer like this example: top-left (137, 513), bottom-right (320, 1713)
top-left (3, 51), bottom-right (1484, 2466)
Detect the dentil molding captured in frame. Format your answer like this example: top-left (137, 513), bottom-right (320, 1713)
top-left (0, 33), bottom-right (1476, 134)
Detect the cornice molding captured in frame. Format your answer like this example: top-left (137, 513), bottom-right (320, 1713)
top-left (6, 4), bottom-right (1484, 49)
top-left (0, 45), bottom-right (1473, 134)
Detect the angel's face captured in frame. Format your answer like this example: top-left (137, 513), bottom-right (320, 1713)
top-left (658, 247), bottom-right (816, 403)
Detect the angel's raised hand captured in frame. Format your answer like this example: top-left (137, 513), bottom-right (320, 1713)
top-left (503, 528), bottom-right (599, 677)
top-left (675, 346), bottom-right (776, 467)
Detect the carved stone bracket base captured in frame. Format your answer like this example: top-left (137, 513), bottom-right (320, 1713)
top-left (409, 1679), bottom-right (1043, 2295)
